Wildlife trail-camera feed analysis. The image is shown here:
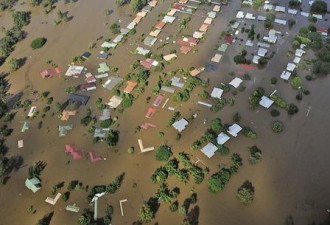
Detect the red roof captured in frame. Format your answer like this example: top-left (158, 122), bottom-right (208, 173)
top-left (40, 69), bottom-right (56, 78)
top-left (141, 58), bottom-right (155, 69)
top-left (55, 67), bottom-right (62, 73)
top-left (65, 144), bottom-right (83, 160)
top-left (173, 3), bottom-right (185, 9)
top-left (177, 37), bottom-right (198, 46)
top-left (180, 46), bottom-right (192, 54)
top-left (155, 21), bottom-right (166, 29)
top-left (80, 83), bottom-right (96, 91)
top-left (224, 35), bottom-right (234, 44)
top-left (89, 151), bottom-right (102, 162)
top-left (317, 27), bottom-right (327, 33)
top-left (153, 94), bottom-right (164, 107)
top-left (145, 107), bottom-right (157, 118)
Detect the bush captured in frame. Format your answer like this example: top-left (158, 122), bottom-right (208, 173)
top-left (272, 121), bottom-right (284, 133)
top-left (110, 23), bottom-right (120, 34)
top-left (271, 77), bottom-right (278, 85)
top-left (169, 201), bottom-right (178, 212)
top-left (236, 181), bottom-right (254, 205)
top-left (100, 119), bottom-right (112, 128)
top-left (270, 109), bottom-right (280, 117)
top-left (310, 0), bottom-right (327, 13)
top-left (30, 37), bottom-right (47, 49)
top-left (127, 147), bottom-right (134, 154)
top-left (287, 104), bottom-right (299, 115)
top-left (155, 145), bottom-right (173, 161)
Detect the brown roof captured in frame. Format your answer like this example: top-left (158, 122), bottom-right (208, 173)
top-left (155, 21), bottom-right (166, 29)
top-left (124, 81), bottom-right (138, 93)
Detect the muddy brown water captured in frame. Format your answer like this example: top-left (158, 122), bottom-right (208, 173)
top-left (0, 0), bottom-right (330, 225)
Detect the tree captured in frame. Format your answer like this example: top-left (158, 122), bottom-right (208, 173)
top-left (130, 0), bottom-right (147, 12)
top-left (290, 76), bottom-right (302, 89)
top-left (272, 121), bottom-right (284, 133)
top-left (248, 145), bottom-right (262, 164)
top-left (138, 204), bottom-right (154, 223)
top-left (28, 0), bottom-right (42, 6)
top-left (310, 0), bottom-right (327, 13)
top-left (115, 0), bottom-right (126, 6)
top-left (299, 27), bottom-right (309, 35)
top-left (288, 19), bottom-right (296, 29)
top-left (208, 168), bottom-right (231, 193)
top-left (30, 37), bottom-right (47, 49)
top-left (12, 11), bottom-right (30, 28)
top-left (65, 86), bottom-right (77, 94)
top-left (211, 118), bottom-right (223, 132)
top-left (106, 130), bottom-right (119, 146)
top-left (110, 23), bottom-right (120, 34)
top-left (287, 103), bottom-right (299, 115)
top-left (155, 145), bottom-right (173, 161)
top-left (288, 0), bottom-right (301, 8)
top-left (7, 58), bottom-right (19, 71)
top-left (236, 180), bottom-right (255, 205)
top-left (264, 13), bottom-right (275, 29)
top-left (252, 0), bottom-right (265, 10)
top-left (308, 24), bottom-right (317, 32)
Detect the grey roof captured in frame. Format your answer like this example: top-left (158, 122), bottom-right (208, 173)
top-left (144, 36), bottom-right (157, 46)
top-left (171, 76), bottom-right (184, 88)
top-left (142, 5), bottom-right (152, 12)
top-left (257, 48), bottom-right (268, 57)
top-left (227, 124), bottom-right (242, 137)
top-left (102, 76), bottom-right (123, 90)
top-left (136, 47), bottom-right (150, 55)
top-left (67, 94), bottom-right (90, 105)
top-left (217, 132), bottom-right (230, 145)
top-left (59, 124), bottom-right (73, 137)
top-left (94, 128), bottom-right (110, 138)
top-left (99, 109), bottom-right (110, 121)
top-left (120, 28), bottom-right (130, 35)
top-left (172, 119), bottom-right (189, 132)
top-left (161, 86), bottom-right (175, 93)
top-left (211, 87), bottom-right (223, 99)
top-left (201, 143), bottom-right (218, 158)
top-left (113, 34), bottom-right (124, 43)
top-left (259, 96), bottom-right (274, 109)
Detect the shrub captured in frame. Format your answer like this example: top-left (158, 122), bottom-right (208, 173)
top-left (270, 109), bottom-right (280, 117)
top-left (169, 201), bottom-right (178, 212)
top-left (155, 145), bottom-right (173, 161)
top-left (236, 181), bottom-right (254, 205)
top-left (272, 121), bottom-right (284, 133)
top-left (271, 77), bottom-right (278, 85)
top-left (100, 119), bottom-right (112, 128)
top-left (248, 146), bottom-right (262, 164)
top-left (127, 147), bottom-right (134, 154)
top-left (287, 104), bottom-right (299, 115)
top-left (310, 0), bottom-right (327, 13)
top-left (30, 37), bottom-right (47, 49)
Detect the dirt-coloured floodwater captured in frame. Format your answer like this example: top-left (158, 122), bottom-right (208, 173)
top-left (0, 0), bottom-right (330, 225)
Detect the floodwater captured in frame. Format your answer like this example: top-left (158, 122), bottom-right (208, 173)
top-left (0, 0), bottom-right (330, 225)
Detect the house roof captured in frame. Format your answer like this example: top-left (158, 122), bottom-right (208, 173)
top-left (208, 11), bottom-right (216, 18)
top-left (67, 94), bottom-right (89, 105)
top-left (229, 77), bottom-right (243, 88)
top-left (177, 37), bottom-right (198, 46)
top-left (80, 83), bottom-right (96, 91)
top-left (81, 52), bottom-right (91, 59)
top-left (124, 81), bottom-right (137, 93)
top-left (252, 55), bottom-right (260, 64)
top-left (172, 118), bottom-right (189, 132)
top-left (136, 47), bottom-right (150, 55)
top-left (258, 48), bottom-right (268, 57)
top-left (217, 132), bottom-right (230, 145)
top-left (286, 63), bottom-right (296, 71)
top-left (59, 124), bottom-right (73, 137)
top-left (213, 5), bottom-right (221, 12)
top-left (25, 178), bottom-right (41, 193)
top-left (171, 76), bottom-right (184, 88)
top-left (137, 11), bottom-right (147, 17)
top-left (224, 35), bottom-right (234, 44)
top-left (199, 24), bottom-right (209, 32)
top-left (61, 110), bottom-right (77, 121)
top-left (203, 17), bottom-right (213, 25)
top-left (227, 123), bottom-right (242, 137)
top-left (40, 69), bottom-right (56, 78)
top-left (201, 143), bottom-right (218, 158)
top-left (108, 95), bottom-right (123, 108)
top-left (133, 16), bottom-right (142, 23)
top-left (162, 15), bottom-right (176, 23)
top-left (190, 67), bottom-right (204, 76)
top-left (144, 36), bottom-right (157, 46)
top-left (99, 109), bottom-right (110, 121)
top-left (163, 53), bottom-right (177, 61)
top-left (98, 62), bottom-right (110, 73)
top-left (101, 41), bottom-right (112, 48)
top-left (65, 65), bottom-right (84, 76)
top-left (218, 44), bottom-right (228, 52)
top-left (155, 21), bottom-right (166, 29)
top-left (102, 76), bottom-right (123, 90)
top-left (193, 31), bottom-right (203, 39)
top-left (236, 11), bottom-right (244, 19)
top-left (149, 29), bottom-right (161, 37)
top-left (211, 53), bottom-right (222, 63)
top-left (180, 45), bottom-right (192, 54)
top-left (280, 71), bottom-right (292, 80)
top-left (211, 87), bottom-right (224, 99)
top-left (113, 34), bottom-right (124, 43)
top-left (149, 0), bottom-right (157, 7)
top-left (145, 107), bottom-right (157, 118)
top-left (274, 19), bottom-right (286, 25)
top-left (293, 57), bottom-right (301, 64)
top-left (94, 128), bottom-right (109, 138)
top-left (153, 94), bottom-right (164, 107)
top-left (259, 96), bottom-right (274, 109)
top-left (167, 9), bottom-right (177, 16)
top-left (127, 22), bottom-right (137, 30)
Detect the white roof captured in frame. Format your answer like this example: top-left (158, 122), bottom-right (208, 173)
top-left (120, 28), bottom-right (129, 35)
top-left (274, 19), bottom-right (286, 25)
top-left (263, 4), bottom-right (273, 10)
top-left (211, 87), bottom-right (224, 99)
top-left (245, 13), bottom-right (255, 20)
top-left (293, 57), bottom-right (301, 64)
top-left (259, 96), bottom-right (274, 109)
top-left (171, 76), bottom-right (184, 88)
top-left (163, 53), bottom-right (177, 61)
top-left (288, 9), bottom-right (297, 14)
top-left (211, 54), bottom-right (222, 63)
top-left (275, 6), bottom-right (286, 12)
top-left (312, 14), bottom-right (322, 19)
top-left (257, 42), bottom-right (270, 48)
top-left (126, 22), bottom-right (137, 30)
top-left (286, 63), bottom-right (296, 71)
top-left (227, 124), bottom-right (242, 137)
top-left (101, 41), bottom-right (112, 48)
top-left (229, 77), bottom-right (243, 88)
top-left (136, 47), bottom-right (150, 55)
top-left (231, 22), bottom-right (240, 29)
top-left (301, 11), bottom-right (310, 17)
top-left (113, 34), bottom-right (124, 43)
top-left (65, 65), bottom-right (84, 76)
top-left (257, 15), bottom-right (266, 21)
top-left (193, 31), bottom-right (203, 39)
top-left (258, 48), bottom-right (268, 57)
top-left (172, 118), bottom-right (189, 132)
top-left (245, 40), bottom-right (254, 47)
top-left (162, 15), bottom-right (176, 23)
top-left (217, 132), bottom-right (230, 145)
top-left (213, 5), bottom-right (221, 12)
top-left (208, 11), bottom-right (217, 18)
top-left (108, 95), bottom-right (123, 108)
top-left (280, 71), bottom-right (291, 80)
top-left (252, 55), bottom-right (260, 64)
top-left (295, 49), bottom-right (305, 57)
top-left (201, 143), bottom-right (218, 158)
top-left (236, 11), bottom-right (244, 19)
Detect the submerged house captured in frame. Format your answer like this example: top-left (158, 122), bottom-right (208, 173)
top-left (25, 177), bottom-right (41, 193)
top-left (40, 69), bottom-right (56, 78)
top-left (172, 118), bottom-right (189, 132)
top-left (67, 94), bottom-right (90, 105)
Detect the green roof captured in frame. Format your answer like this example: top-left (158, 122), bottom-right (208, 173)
top-left (25, 178), bottom-right (41, 193)
top-left (98, 63), bottom-right (110, 73)
top-left (218, 44), bottom-right (228, 52)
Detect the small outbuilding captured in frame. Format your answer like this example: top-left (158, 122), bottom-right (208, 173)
top-left (25, 177), bottom-right (41, 193)
top-left (201, 143), bottom-right (218, 158)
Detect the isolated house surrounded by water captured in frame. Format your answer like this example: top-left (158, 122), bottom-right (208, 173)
top-left (25, 177), bottom-right (41, 193)
top-left (40, 69), bottom-right (56, 78)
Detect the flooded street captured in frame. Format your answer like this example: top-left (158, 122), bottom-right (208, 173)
top-left (0, 0), bottom-right (330, 225)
